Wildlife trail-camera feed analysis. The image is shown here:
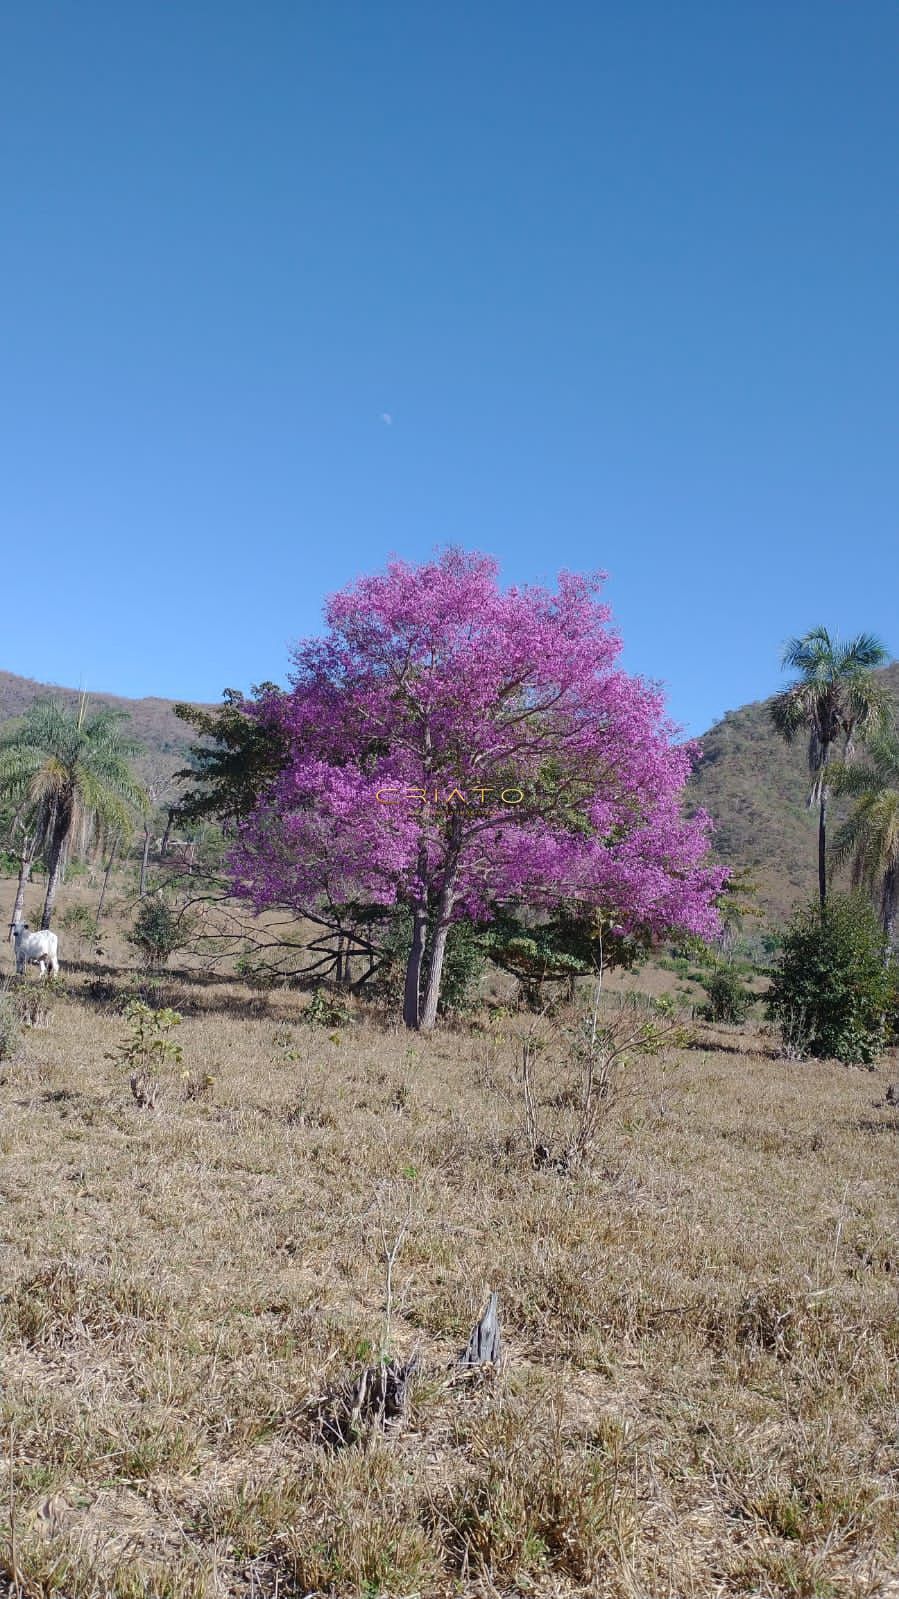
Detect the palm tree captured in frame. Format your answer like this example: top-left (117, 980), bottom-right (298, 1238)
top-left (770, 627), bottom-right (889, 910)
top-left (831, 727), bottom-right (899, 944)
top-left (0, 697), bottom-right (147, 929)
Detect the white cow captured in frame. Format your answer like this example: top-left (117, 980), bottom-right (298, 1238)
top-left (10, 921), bottom-right (60, 978)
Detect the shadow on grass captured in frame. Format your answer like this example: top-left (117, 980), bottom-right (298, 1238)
top-left (685, 1032), bottom-right (781, 1060)
top-left (60, 959), bottom-right (406, 1030)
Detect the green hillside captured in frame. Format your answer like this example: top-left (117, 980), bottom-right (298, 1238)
top-left (686, 662), bottom-right (899, 924)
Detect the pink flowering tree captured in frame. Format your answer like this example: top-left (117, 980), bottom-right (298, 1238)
top-left (229, 549), bottom-right (725, 1029)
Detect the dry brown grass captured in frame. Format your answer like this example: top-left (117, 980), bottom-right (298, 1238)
top-left (0, 954), bottom-right (897, 1598)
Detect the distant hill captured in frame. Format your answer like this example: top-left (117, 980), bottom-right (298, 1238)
top-left (0, 670), bottom-right (204, 787)
top-left (3, 663), bottom-right (897, 926)
top-left (686, 663), bottom-right (899, 925)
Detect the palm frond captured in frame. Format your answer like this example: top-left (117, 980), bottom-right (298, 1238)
top-left (0, 695), bottom-right (147, 882)
top-left (769, 689), bottom-right (808, 742)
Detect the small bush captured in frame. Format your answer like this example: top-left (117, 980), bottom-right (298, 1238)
top-left (17, 979), bottom-right (60, 1029)
top-left (129, 894), bottom-right (189, 969)
top-left (698, 965), bottom-right (754, 1024)
top-left (304, 987), bottom-right (351, 1028)
top-left (110, 999), bottom-right (184, 1076)
top-left (513, 993), bottom-right (692, 1174)
top-left (767, 894), bottom-right (891, 1065)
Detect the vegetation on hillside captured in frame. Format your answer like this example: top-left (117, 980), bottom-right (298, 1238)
top-left (770, 627), bottom-right (889, 909)
top-left (832, 725), bottom-right (899, 941)
top-left (686, 661), bottom-right (899, 925)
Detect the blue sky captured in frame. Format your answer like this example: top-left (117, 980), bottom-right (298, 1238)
top-left (2, 1), bottom-right (897, 736)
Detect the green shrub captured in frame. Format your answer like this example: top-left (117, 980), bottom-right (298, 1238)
top-left (234, 952), bottom-right (280, 990)
top-left (436, 918), bottom-right (487, 1014)
top-left (698, 965), bottom-right (754, 1024)
top-left (129, 895), bottom-right (189, 969)
top-left (110, 999), bottom-right (183, 1076)
top-left (766, 894), bottom-right (891, 1065)
top-left (303, 986), bottom-right (351, 1028)
top-left (668, 934), bottom-right (714, 966)
top-left (885, 960), bottom-right (899, 1045)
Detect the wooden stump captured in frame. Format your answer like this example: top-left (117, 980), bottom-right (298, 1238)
top-left (459, 1291), bottom-right (502, 1367)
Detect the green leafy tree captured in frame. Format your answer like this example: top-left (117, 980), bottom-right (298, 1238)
top-left (831, 726), bottom-right (899, 944)
top-left (172, 687), bottom-right (289, 829)
top-left (481, 905), bottom-right (649, 1009)
top-left (770, 628), bottom-right (889, 911)
top-left (766, 893), bottom-right (891, 1064)
top-left (0, 697), bottom-right (147, 929)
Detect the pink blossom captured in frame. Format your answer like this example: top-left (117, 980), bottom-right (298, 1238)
top-left (229, 549), bottom-right (726, 962)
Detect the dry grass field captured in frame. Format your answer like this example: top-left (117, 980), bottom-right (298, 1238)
top-left (1, 949), bottom-right (897, 1599)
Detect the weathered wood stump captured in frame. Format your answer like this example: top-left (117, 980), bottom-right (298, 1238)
top-left (459, 1291), bottom-right (502, 1368)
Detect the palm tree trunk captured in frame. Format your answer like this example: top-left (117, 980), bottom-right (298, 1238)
top-left (818, 742), bottom-right (830, 912)
top-left (882, 864), bottom-right (897, 954)
top-left (818, 794), bottom-right (827, 911)
top-left (41, 833), bottom-right (66, 929)
top-left (41, 801), bottom-right (73, 930)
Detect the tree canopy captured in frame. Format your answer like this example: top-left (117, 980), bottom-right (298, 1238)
top-left (227, 549), bottom-right (725, 1028)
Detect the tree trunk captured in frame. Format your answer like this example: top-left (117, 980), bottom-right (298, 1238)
top-left (818, 743), bottom-right (830, 913)
top-left (160, 808), bottom-right (176, 858)
top-left (96, 833), bottom-right (119, 924)
top-left (419, 884), bottom-right (456, 1032)
top-left (403, 904), bottom-right (429, 1029)
top-left (41, 822), bottom-right (69, 929)
top-left (882, 865), bottom-right (897, 958)
top-left (9, 829), bottom-right (36, 936)
top-left (139, 825), bottom-right (151, 897)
